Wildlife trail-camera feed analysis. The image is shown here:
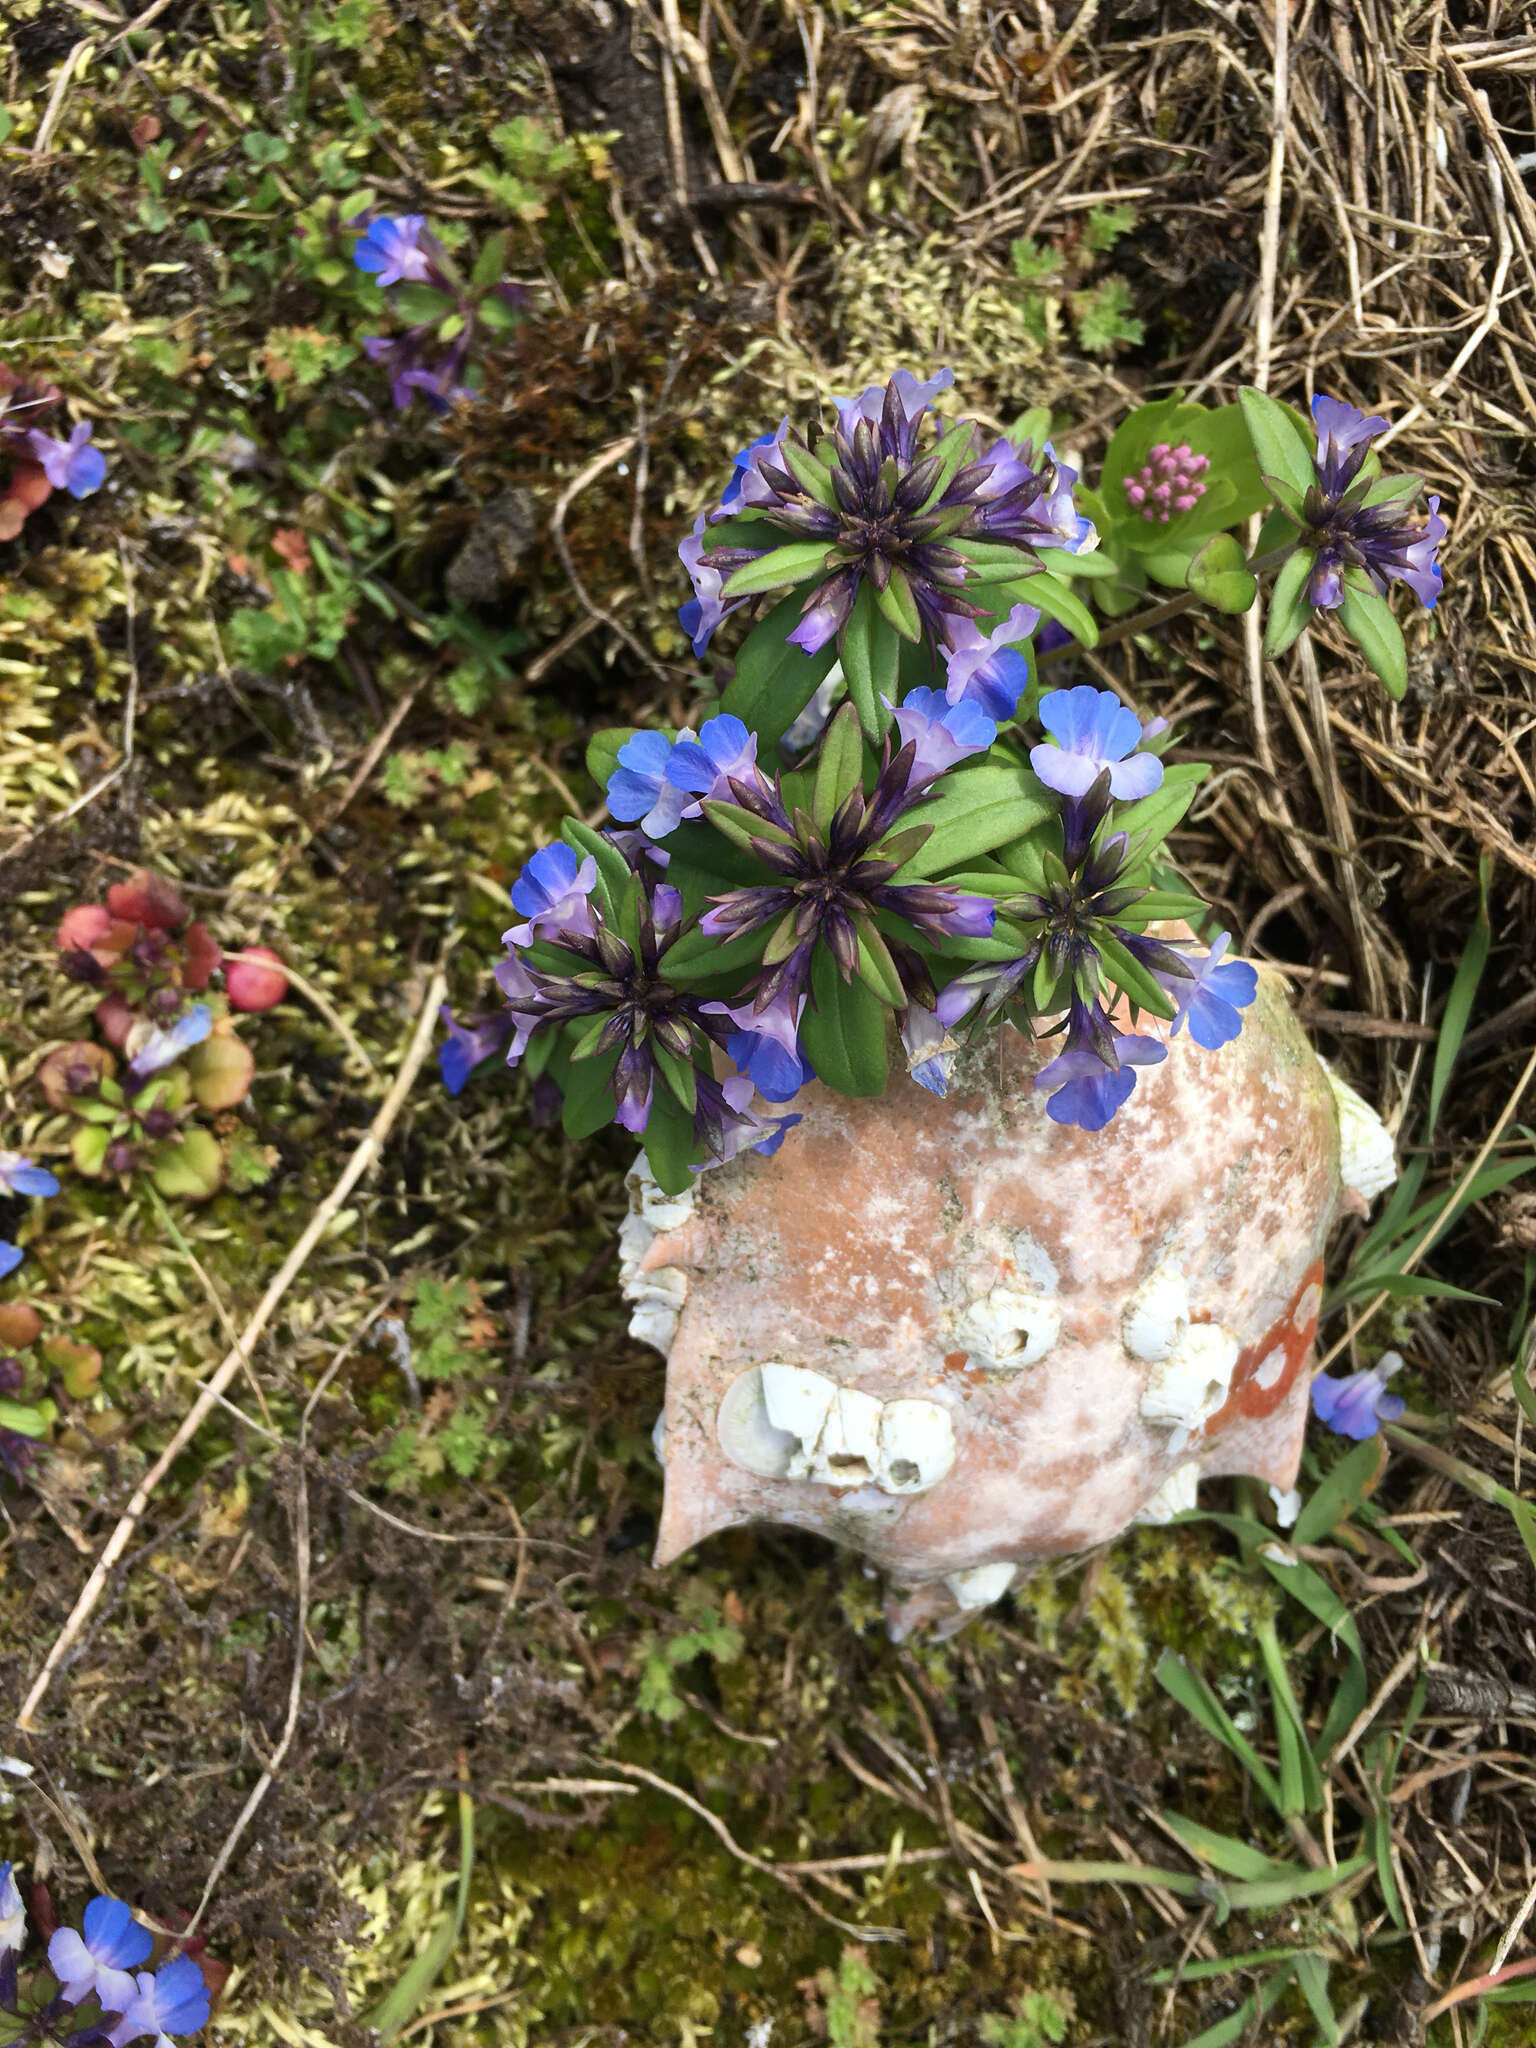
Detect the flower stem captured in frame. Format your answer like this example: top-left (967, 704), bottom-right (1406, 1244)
top-left (1037, 542), bottom-right (1297, 671)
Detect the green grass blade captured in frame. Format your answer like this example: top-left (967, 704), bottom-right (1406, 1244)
top-left (1293, 1951), bottom-right (1343, 2044)
top-left (1155, 1652), bottom-right (1284, 1815)
top-left (1428, 855), bottom-right (1490, 1141)
top-left (1224, 1852), bottom-right (1370, 1910)
top-left (1159, 1812), bottom-right (1293, 1882)
top-left (365, 1782), bottom-right (476, 2041)
top-left (1175, 1963), bottom-right (1295, 2048)
top-left (1146, 1947), bottom-right (1312, 1986)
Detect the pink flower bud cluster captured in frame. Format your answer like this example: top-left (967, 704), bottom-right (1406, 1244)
top-left (1122, 441), bottom-right (1209, 523)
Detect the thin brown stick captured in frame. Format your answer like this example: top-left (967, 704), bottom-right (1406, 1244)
top-left (16, 968), bottom-right (448, 1729)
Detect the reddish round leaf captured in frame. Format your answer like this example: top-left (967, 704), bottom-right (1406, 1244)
top-left (107, 868), bottom-right (188, 931)
top-left (225, 945), bottom-right (289, 1011)
top-left (183, 920), bottom-right (223, 990)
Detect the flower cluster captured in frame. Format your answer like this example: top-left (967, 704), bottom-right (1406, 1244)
top-left (1296, 396), bottom-right (1444, 613)
top-left (0, 1867), bottom-right (212, 2046)
top-left (351, 214), bottom-right (525, 413)
top-left (45, 871), bottom-right (288, 1201)
top-left (439, 365), bottom-right (1457, 1192)
top-left (679, 367), bottom-right (1093, 659)
top-left (0, 366), bottom-right (106, 542)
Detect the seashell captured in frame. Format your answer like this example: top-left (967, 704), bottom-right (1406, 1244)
top-left (637, 967), bottom-right (1378, 1632)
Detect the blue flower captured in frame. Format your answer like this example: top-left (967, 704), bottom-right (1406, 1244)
top-left (26, 422), bottom-right (106, 498)
top-left (1302, 397), bottom-right (1446, 612)
top-left (505, 844), bottom-right (597, 947)
top-left (900, 1003), bottom-right (959, 1097)
top-left (0, 1152), bottom-right (59, 1199)
top-left (1036, 1032), bottom-right (1166, 1131)
top-left (1030, 686), bottom-right (1164, 802)
top-left (941, 603), bottom-right (1038, 720)
top-left (678, 513), bottom-right (747, 656)
top-left (127, 1005), bottom-right (213, 1081)
top-left (1156, 932), bottom-right (1258, 1051)
top-left (889, 687), bottom-right (997, 781)
top-left (0, 1861), bottom-right (23, 1960)
top-left (702, 990), bottom-right (812, 1102)
top-left (606, 731), bottom-right (680, 837)
top-left (718, 422), bottom-right (790, 515)
top-left (437, 1007), bottom-right (512, 1096)
top-left (1311, 1352), bottom-right (1406, 1440)
top-left (48, 1896), bottom-right (153, 2015)
top-left (353, 214), bottom-right (433, 287)
top-left (107, 1954), bottom-right (211, 2045)
top-left (0, 1242), bottom-right (21, 1280)
top-left (692, 1074), bottom-right (802, 1170)
top-left (664, 714), bottom-right (760, 810)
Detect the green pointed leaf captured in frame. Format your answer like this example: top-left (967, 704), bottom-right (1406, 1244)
top-left (997, 572), bottom-right (1099, 648)
top-left (1159, 1813), bottom-right (1293, 1883)
top-left (897, 758), bottom-right (1056, 878)
top-left (1155, 1651), bottom-right (1284, 1814)
top-left (471, 228), bottom-right (511, 287)
top-left (1186, 532), bottom-right (1258, 614)
top-left (720, 594), bottom-right (837, 749)
top-left (1239, 387), bottom-right (1317, 498)
top-left (561, 817), bottom-right (633, 908)
top-left (654, 1041), bottom-right (699, 1114)
top-left (1261, 548), bottom-right (1314, 659)
top-left (392, 283), bottom-right (456, 324)
top-left (699, 799), bottom-right (796, 853)
top-left (1111, 762), bottom-right (1208, 862)
top-left (873, 565), bottom-right (923, 641)
top-left (1428, 855), bottom-right (1491, 1141)
top-left (1035, 546), bottom-right (1119, 579)
top-left (951, 540), bottom-right (1041, 584)
top-left (799, 946), bottom-right (888, 1096)
top-left (840, 581), bottom-right (899, 742)
top-left (586, 725), bottom-right (640, 794)
top-left (0, 1399), bottom-right (50, 1439)
top-left (812, 700), bottom-right (865, 832)
top-left (918, 423), bottom-right (982, 510)
top-left (779, 440), bottom-right (837, 508)
top-left (1339, 576), bottom-right (1408, 698)
top-left (720, 542), bottom-right (833, 599)
top-left (1362, 471), bottom-right (1423, 510)
top-left (1096, 931), bottom-right (1175, 1020)
top-left (642, 1093), bottom-right (700, 1192)
top-left (1292, 1435), bottom-right (1387, 1548)
top-left (559, 1045), bottom-right (620, 1138)
top-left (477, 293), bottom-right (520, 331)
top-left (855, 924), bottom-right (906, 1008)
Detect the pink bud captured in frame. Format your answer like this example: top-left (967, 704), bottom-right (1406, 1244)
top-left (225, 946), bottom-right (289, 1012)
top-left (1148, 443), bottom-right (1169, 460)
top-left (1125, 482), bottom-right (1145, 504)
top-left (1172, 493), bottom-right (1198, 511)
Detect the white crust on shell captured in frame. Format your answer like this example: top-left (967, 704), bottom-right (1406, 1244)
top-left (1324, 1066), bottom-right (1399, 1205)
top-left (620, 1154), bottom-right (696, 1354)
top-left (1140, 1323), bottom-right (1241, 1442)
top-left (1122, 1258), bottom-right (1190, 1361)
top-left (1134, 1461), bottom-right (1201, 1524)
top-left (719, 1363), bottom-right (956, 1494)
top-left (953, 1284), bottom-right (1061, 1370)
top-left (944, 1562), bottom-right (1019, 1610)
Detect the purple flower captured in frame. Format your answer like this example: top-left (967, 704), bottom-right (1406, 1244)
top-left (719, 421), bottom-right (790, 514)
top-left (48, 1897), bottom-right (153, 2015)
top-left (126, 1004), bottom-right (213, 1081)
top-left (785, 593), bottom-right (846, 656)
top-left (491, 951), bottom-right (546, 1067)
top-left (1036, 1032), bottom-right (1166, 1131)
top-left (890, 687), bottom-right (997, 780)
top-left (26, 422), bottom-right (106, 498)
top-left (692, 1073), bottom-right (802, 1170)
top-left (1156, 932), bottom-right (1258, 1051)
top-left (702, 990), bottom-right (812, 1102)
top-left (934, 955), bottom-right (1035, 1029)
top-left (353, 214), bottom-right (433, 287)
top-left (106, 1954), bottom-right (211, 2046)
top-left (942, 603), bottom-right (1038, 721)
top-left (966, 438), bottom-right (1097, 553)
top-left (0, 1151), bottom-right (60, 1199)
top-left (1300, 397), bottom-right (1445, 612)
top-left (679, 513), bottom-right (748, 657)
top-left (505, 844), bottom-right (597, 947)
top-left (612, 1048), bottom-right (654, 1135)
top-left (900, 1002), bottom-right (958, 1097)
top-left (1311, 1351), bottom-right (1406, 1440)
top-left (1030, 686), bottom-right (1164, 802)
top-left (438, 1006), bottom-right (512, 1096)
top-left (1311, 394), bottom-right (1390, 497)
top-left (834, 367), bottom-right (955, 457)
top-left (0, 1861), bottom-right (22, 1960)
top-left (0, 1242), bottom-right (20, 1280)
top-left (932, 893), bottom-right (996, 938)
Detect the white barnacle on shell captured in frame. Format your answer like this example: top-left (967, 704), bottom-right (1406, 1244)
top-left (620, 1153), bottom-right (697, 1353)
top-left (1323, 1066), bottom-right (1399, 1205)
top-left (626, 1150), bottom-right (697, 1231)
top-left (1139, 1323), bottom-right (1240, 1445)
top-left (1122, 1258), bottom-right (1190, 1361)
top-left (954, 1284), bottom-right (1061, 1370)
top-left (1134, 1461), bottom-right (1201, 1525)
top-left (716, 1364), bottom-right (955, 1494)
top-left (944, 1561), bottom-right (1018, 1611)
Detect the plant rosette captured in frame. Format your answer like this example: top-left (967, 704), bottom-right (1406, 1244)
top-left (443, 368), bottom-right (1421, 1630)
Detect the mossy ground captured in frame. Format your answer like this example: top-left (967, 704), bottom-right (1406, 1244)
top-left (3, 3), bottom-right (1535, 2044)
